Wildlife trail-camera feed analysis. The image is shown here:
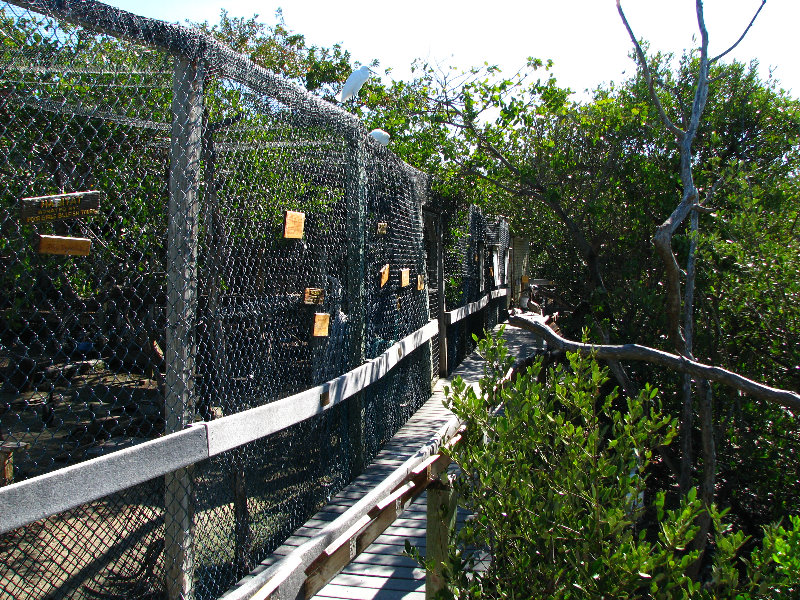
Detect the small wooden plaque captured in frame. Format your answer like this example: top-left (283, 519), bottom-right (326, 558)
top-left (304, 288), bottom-right (325, 305)
top-left (489, 267), bottom-right (494, 278)
top-left (38, 235), bottom-right (91, 256)
top-left (417, 274), bottom-right (425, 291)
top-left (379, 264), bottom-right (390, 288)
top-left (313, 313), bottom-right (330, 337)
top-left (283, 210), bottom-right (305, 239)
top-left (20, 190), bottom-right (101, 225)
top-left (320, 390), bottom-right (331, 407)
top-left (475, 254), bottom-right (479, 263)
top-left (376, 222), bottom-right (388, 235)
top-left (400, 268), bottom-right (410, 287)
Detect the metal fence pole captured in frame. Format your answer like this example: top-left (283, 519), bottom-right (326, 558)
top-left (165, 57), bottom-right (204, 600)
top-left (345, 134), bottom-right (367, 476)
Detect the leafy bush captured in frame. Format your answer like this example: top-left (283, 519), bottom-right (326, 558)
top-left (412, 329), bottom-right (799, 599)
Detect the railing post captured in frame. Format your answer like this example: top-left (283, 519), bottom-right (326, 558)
top-left (426, 476), bottom-right (457, 599)
top-left (345, 133), bottom-right (367, 476)
top-left (0, 442), bottom-right (28, 486)
top-left (165, 56), bottom-right (204, 600)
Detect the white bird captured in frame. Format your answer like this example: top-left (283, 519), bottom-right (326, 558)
top-left (369, 129), bottom-right (390, 146)
top-left (340, 65), bottom-right (371, 103)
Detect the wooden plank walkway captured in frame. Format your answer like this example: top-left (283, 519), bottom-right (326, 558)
top-left (222, 324), bottom-right (541, 600)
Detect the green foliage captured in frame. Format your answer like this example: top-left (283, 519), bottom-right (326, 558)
top-left (196, 9), bottom-right (354, 101)
top-left (415, 331), bottom-right (799, 598)
top-left (371, 50), bottom-right (799, 538)
top-left (743, 516), bottom-right (800, 599)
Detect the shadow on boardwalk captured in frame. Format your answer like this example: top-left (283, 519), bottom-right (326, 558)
top-left (308, 324), bottom-right (543, 600)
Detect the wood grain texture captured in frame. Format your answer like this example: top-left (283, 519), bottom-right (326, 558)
top-left (305, 288), bottom-right (325, 305)
top-left (20, 190), bottom-right (101, 224)
top-left (379, 264), bottom-right (390, 288)
top-left (313, 313), bottom-right (331, 337)
top-left (284, 210), bottom-right (306, 239)
top-left (37, 235), bottom-right (91, 256)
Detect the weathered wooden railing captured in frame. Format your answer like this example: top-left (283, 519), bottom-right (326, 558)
top-left (223, 326), bottom-right (540, 600)
top-left (0, 318), bottom-right (444, 534)
top-left (0, 288), bottom-right (511, 534)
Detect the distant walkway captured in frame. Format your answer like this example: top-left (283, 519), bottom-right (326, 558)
top-left (222, 324), bottom-right (542, 600)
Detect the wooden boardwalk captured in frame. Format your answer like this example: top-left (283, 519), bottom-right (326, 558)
top-left (223, 324), bottom-right (541, 600)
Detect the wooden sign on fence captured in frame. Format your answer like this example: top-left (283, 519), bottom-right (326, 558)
top-left (19, 191), bottom-right (101, 225)
top-left (400, 269), bottom-right (410, 288)
top-left (304, 288), bottom-right (325, 305)
top-left (313, 313), bottom-right (330, 337)
top-left (37, 235), bottom-right (92, 256)
top-left (283, 210), bottom-right (305, 239)
top-left (379, 264), bottom-right (390, 288)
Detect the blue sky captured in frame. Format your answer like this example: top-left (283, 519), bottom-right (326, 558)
top-left (104, 0), bottom-right (799, 98)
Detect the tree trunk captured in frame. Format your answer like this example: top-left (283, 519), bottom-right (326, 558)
top-left (680, 209), bottom-right (700, 493)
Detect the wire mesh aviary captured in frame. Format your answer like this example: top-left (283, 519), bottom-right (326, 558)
top-left (0, 1), bottom-right (512, 599)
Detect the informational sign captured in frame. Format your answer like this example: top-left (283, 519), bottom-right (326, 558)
top-left (19, 191), bottom-right (101, 225)
top-left (38, 235), bottom-right (92, 256)
top-left (313, 313), bottom-right (330, 337)
top-left (400, 268), bottom-right (410, 287)
top-left (283, 210), bottom-right (305, 239)
top-left (379, 264), bottom-right (390, 288)
top-left (376, 222), bottom-right (388, 235)
top-left (304, 288), bottom-right (325, 305)
top-left (417, 274), bottom-right (425, 291)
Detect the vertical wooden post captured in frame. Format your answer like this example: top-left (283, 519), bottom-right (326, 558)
top-left (0, 448), bottom-right (12, 486)
top-left (345, 134), bottom-right (367, 476)
top-left (0, 442), bottom-right (27, 486)
top-left (165, 57), bottom-right (204, 600)
top-left (233, 461), bottom-right (252, 576)
top-left (426, 477), bottom-right (457, 599)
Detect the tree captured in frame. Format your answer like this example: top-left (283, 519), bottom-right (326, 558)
top-left (362, 0), bottom-right (800, 576)
top-left (415, 330), bottom-right (800, 599)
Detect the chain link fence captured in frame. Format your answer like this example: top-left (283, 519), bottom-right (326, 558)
top-left (441, 205), bottom-right (511, 371)
top-left (0, 1), bottom-right (512, 598)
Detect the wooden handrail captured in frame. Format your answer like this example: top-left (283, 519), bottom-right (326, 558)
top-left (0, 318), bottom-right (440, 534)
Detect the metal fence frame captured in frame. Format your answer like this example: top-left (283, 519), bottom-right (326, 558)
top-left (0, 2), bottom-right (518, 598)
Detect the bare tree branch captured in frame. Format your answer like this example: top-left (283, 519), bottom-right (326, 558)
top-left (686, 0), bottom-right (711, 141)
top-left (617, 0), bottom-right (684, 138)
top-left (628, 0), bottom-right (718, 353)
top-left (653, 188), bottom-right (697, 353)
top-left (711, 0), bottom-right (767, 64)
top-left (508, 312), bottom-right (800, 413)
